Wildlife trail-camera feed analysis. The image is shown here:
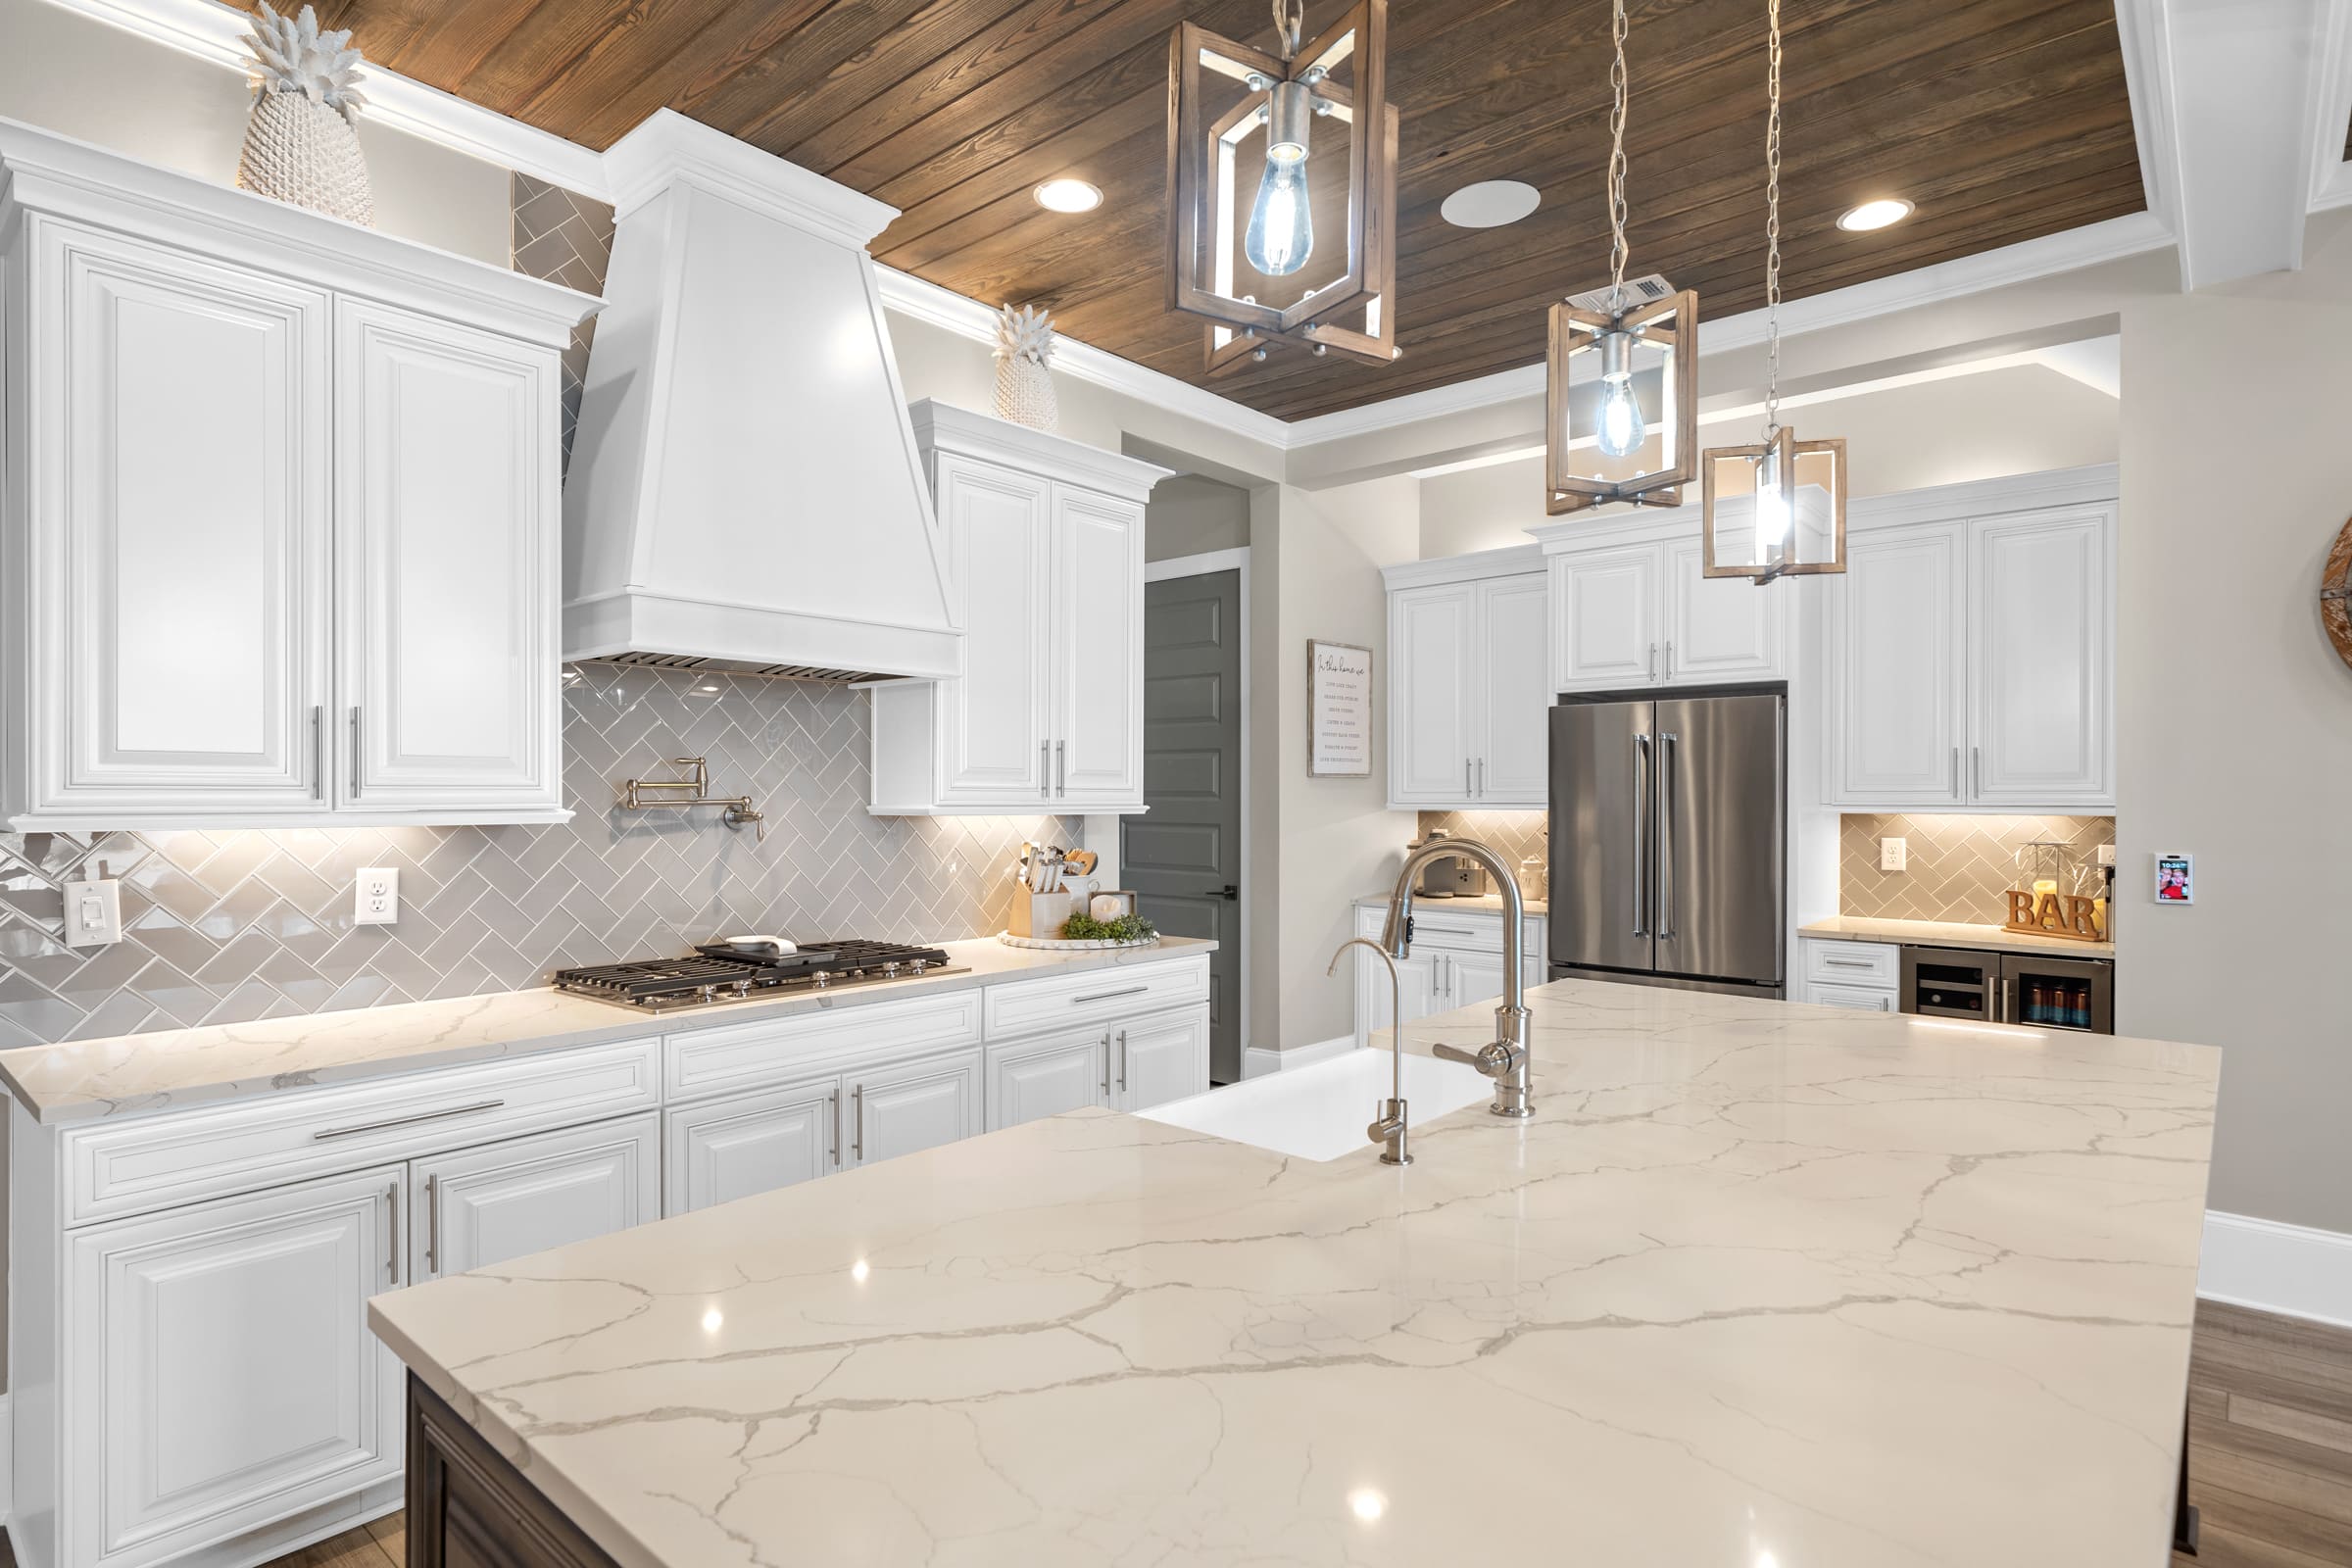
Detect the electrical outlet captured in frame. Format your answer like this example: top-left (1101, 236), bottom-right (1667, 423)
top-left (1879, 836), bottom-right (1908, 872)
top-left (2096, 844), bottom-right (2117, 867)
top-left (62, 877), bottom-right (122, 948)
top-left (355, 867), bottom-right (399, 925)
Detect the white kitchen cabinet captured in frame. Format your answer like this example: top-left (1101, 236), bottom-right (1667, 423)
top-left (987, 1027), bottom-right (1110, 1130)
top-left (336, 300), bottom-right (564, 816)
top-left (410, 1113), bottom-right (660, 1279)
top-left (1824, 490), bottom-right (2115, 810)
top-left (846, 1048), bottom-right (985, 1167)
top-left (65, 1166), bottom-right (405, 1568)
top-left (1382, 550), bottom-right (1548, 809)
top-left (1666, 539), bottom-right (1786, 683)
top-left (665, 1079), bottom-right (839, 1214)
top-left (1351, 905), bottom-right (1546, 1049)
top-left (1804, 982), bottom-right (1896, 1011)
top-left (1549, 545), bottom-right (1659, 691)
top-left (1114, 1007), bottom-right (1211, 1111)
top-left (1547, 534), bottom-right (1789, 695)
top-left (0, 122), bottom-right (595, 832)
top-left (869, 402), bottom-right (1167, 814)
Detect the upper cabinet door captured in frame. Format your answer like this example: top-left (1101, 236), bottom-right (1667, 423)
top-left (1831, 523), bottom-right (1966, 804)
top-left (1970, 507), bottom-right (2113, 806)
top-left (1474, 573), bottom-right (1551, 804)
top-left (935, 454), bottom-right (1054, 802)
top-left (336, 300), bottom-right (561, 815)
top-left (1665, 540), bottom-right (1785, 683)
top-left (1052, 485), bottom-right (1145, 805)
top-left (1388, 582), bottom-right (1476, 805)
top-left (34, 222), bottom-right (331, 825)
top-left (411, 1113), bottom-right (660, 1281)
top-left (1550, 546), bottom-right (1659, 692)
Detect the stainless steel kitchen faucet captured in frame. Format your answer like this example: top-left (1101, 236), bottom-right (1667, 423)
top-left (1381, 837), bottom-right (1534, 1118)
top-left (1329, 938), bottom-right (1411, 1164)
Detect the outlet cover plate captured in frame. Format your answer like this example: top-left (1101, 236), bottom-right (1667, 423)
top-left (356, 866), bottom-right (399, 925)
top-left (1879, 837), bottom-right (1908, 872)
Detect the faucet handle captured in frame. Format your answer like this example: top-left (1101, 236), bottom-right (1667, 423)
top-left (1433, 1041), bottom-right (1522, 1080)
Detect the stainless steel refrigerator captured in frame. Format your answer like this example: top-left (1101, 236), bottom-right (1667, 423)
top-left (1547, 689), bottom-right (1786, 996)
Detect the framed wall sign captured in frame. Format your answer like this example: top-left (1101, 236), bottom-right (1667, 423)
top-left (1307, 640), bottom-right (1373, 777)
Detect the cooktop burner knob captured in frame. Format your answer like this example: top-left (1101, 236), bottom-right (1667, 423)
top-left (908, 959), bottom-right (928, 975)
top-left (811, 970), bottom-right (834, 989)
top-left (731, 979), bottom-right (753, 995)
top-left (696, 985), bottom-right (717, 1003)
top-left (880, 961), bottom-right (901, 977)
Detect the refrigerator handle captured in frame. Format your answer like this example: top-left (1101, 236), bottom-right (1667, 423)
top-left (1657, 732), bottom-right (1679, 939)
top-left (1631, 733), bottom-right (1651, 936)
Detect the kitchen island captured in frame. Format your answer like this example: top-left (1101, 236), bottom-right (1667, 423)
top-left (368, 977), bottom-right (2220, 1567)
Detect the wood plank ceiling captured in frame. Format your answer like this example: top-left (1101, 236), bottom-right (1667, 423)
top-left (312, 0), bottom-right (2144, 423)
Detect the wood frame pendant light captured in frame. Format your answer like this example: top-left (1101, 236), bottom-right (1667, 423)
top-left (1700, 0), bottom-right (1849, 581)
top-left (1166, 0), bottom-right (1399, 370)
top-left (1545, 0), bottom-right (1698, 514)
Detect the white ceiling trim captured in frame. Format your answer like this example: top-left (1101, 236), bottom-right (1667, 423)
top-left (2113, 0), bottom-right (2184, 231)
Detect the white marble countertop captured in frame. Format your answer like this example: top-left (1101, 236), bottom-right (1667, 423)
top-left (368, 977), bottom-right (2218, 1567)
top-left (1801, 915), bottom-right (2117, 959)
top-left (1353, 892), bottom-right (1547, 916)
top-left (0, 937), bottom-right (1216, 1126)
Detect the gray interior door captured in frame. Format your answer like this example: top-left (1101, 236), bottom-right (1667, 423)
top-left (1652, 693), bottom-right (1784, 986)
top-left (1126, 570), bottom-right (1244, 1082)
top-left (1547, 700), bottom-right (1655, 976)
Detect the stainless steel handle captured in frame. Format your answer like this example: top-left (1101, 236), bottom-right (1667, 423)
top-left (828, 1093), bottom-right (839, 1163)
top-left (385, 1181), bottom-right (400, 1285)
top-left (1657, 732), bottom-right (1679, 939)
top-left (1074, 985), bottom-right (1149, 1005)
top-left (1041, 739), bottom-right (1050, 792)
top-left (1101, 1031), bottom-right (1112, 1097)
top-left (349, 707), bottom-right (362, 799)
top-left (1055, 740), bottom-right (1066, 797)
top-left (1631, 733), bottom-right (1651, 936)
top-left (852, 1084), bottom-right (864, 1161)
top-left (1665, 640), bottom-right (1675, 681)
top-left (1647, 642), bottom-right (1657, 681)
top-left (1478, 758), bottom-right (1486, 797)
top-left (1465, 758), bottom-right (1472, 797)
top-left (2003, 976), bottom-right (2017, 1024)
top-left (312, 1099), bottom-right (506, 1141)
top-left (424, 1172), bottom-right (439, 1274)
top-left (1415, 924), bottom-right (1476, 936)
top-left (1878, 996), bottom-right (1891, 1012)
top-left (310, 706), bottom-right (323, 798)
top-left (1822, 956), bottom-right (1876, 969)
top-left (1972, 746), bottom-right (1982, 798)
top-left (1117, 1029), bottom-right (1128, 1093)
top-left (1950, 747), bottom-right (1959, 796)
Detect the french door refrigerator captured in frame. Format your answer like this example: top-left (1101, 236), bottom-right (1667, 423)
top-left (1547, 689), bottom-right (1786, 996)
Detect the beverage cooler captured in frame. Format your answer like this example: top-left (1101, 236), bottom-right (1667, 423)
top-left (1900, 946), bottom-right (2113, 1034)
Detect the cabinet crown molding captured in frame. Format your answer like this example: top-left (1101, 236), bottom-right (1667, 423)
top-left (908, 400), bottom-right (1174, 501)
top-left (0, 116), bottom-right (600, 347)
top-left (600, 108), bottom-right (896, 246)
top-left (1381, 543), bottom-right (1545, 589)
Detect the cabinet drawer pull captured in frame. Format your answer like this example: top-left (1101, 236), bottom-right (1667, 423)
top-left (349, 707), bottom-right (363, 799)
top-left (1101, 1031), bottom-right (1112, 1097)
top-left (1117, 1029), bottom-right (1128, 1093)
top-left (1464, 759), bottom-right (1472, 797)
top-left (1073, 985), bottom-right (1148, 1005)
top-left (852, 1084), bottom-right (864, 1161)
top-left (1821, 956), bottom-right (1877, 969)
top-left (312, 1099), bottom-right (506, 1142)
top-left (310, 706), bottom-right (323, 799)
top-left (385, 1181), bottom-right (400, 1285)
top-left (424, 1172), bottom-right (440, 1274)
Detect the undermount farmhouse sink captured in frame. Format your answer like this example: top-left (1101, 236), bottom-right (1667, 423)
top-left (1139, 1048), bottom-right (1493, 1161)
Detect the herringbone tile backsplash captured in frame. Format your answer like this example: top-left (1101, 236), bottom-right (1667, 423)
top-left (1839, 812), bottom-right (2115, 923)
top-left (1414, 811), bottom-right (1551, 898)
top-left (0, 665), bottom-right (1080, 1048)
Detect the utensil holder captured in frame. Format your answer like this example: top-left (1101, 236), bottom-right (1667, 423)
top-left (1009, 891), bottom-right (1073, 939)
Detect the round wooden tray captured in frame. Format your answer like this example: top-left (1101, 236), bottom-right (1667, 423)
top-left (2325, 516), bottom-right (2352, 670)
top-left (996, 932), bottom-right (1161, 952)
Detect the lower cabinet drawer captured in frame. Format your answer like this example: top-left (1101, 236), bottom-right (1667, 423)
top-left (1802, 940), bottom-right (1900, 988)
top-left (1806, 981), bottom-right (1897, 1012)
top-left (666, 988), bottom-right (982, 1104)
top-left (983, 956), bottom-right (1209, 1039)
top-left (62, 1038), bottom-right (662, 1226)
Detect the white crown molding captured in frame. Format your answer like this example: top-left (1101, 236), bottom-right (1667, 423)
top-left (2201, 1209), bottom-right (2352, 1329)
top-left (1379, 542), bottom-right (1545, 588)
top-left (33, 0), bottom-right (612, 195)
top-left (602, 108), bottom-right (892, 242)
top-left (876, 267), bottom-right (1294, 451)
top-left (907, 397), bottom-right (1174, 499)
top-left (2113, 0), bottom-right (2184, 232)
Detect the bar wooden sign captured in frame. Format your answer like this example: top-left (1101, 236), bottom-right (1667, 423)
top-left (2004, 890), bottom-right (2106, 942)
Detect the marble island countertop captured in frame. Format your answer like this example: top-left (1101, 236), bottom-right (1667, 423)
top-left (0, 936), bottom-right (1216, 1126)
top-left (1801, 914), bottom-right (2117, 958)
top-left (368, 977), bottom-right (2218, 1567)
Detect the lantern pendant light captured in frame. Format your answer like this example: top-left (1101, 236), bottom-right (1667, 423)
top-left (1166, 0), bottom-right (1399, 370)
top-left (1700, 0), bottom-right (1847, 582)
top-left (1545, 0), bottom-right (1698, 514)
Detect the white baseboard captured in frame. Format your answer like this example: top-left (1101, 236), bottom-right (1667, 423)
top-left (1242, 1036), bottom-right (1357, 1078)
top-left (2199, 1210), bottom-right (2352, 1329)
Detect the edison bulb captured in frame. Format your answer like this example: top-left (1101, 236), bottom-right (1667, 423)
top-left (1754, 450), bottom-right (1790, 560)
top-left (1596, 376), bottom-right (1645, 458)
top-left (1246, 151), bottom-right (1312, 275)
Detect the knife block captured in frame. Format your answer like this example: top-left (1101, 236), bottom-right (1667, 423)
top-left (1008, 890), bottom-right (1073, 939)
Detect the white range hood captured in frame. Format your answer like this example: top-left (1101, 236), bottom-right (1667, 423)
top-left (562, 110), bottom-right (959, 682)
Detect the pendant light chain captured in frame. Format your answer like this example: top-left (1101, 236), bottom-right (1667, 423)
top-left (1273, 0), bottom-right (1302, 59)
top-left (1762, 0), bottom-right (1784, 440)
top-left (1605, 0), bottom-right (1632, 311)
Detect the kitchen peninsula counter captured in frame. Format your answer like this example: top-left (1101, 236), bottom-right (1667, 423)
top-left (369, 976), bottom-right (2218, 1567)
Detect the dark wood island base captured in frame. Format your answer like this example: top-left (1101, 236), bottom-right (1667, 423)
top-left (406, 1375), bottom-right (622, 1568)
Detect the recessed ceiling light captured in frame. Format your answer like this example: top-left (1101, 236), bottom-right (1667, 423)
top-left (1440, 179), bottom-right (1542, 229)
top-left (1034, 178), bottom-right (1102, 214)
top-left (1838, 198), bottom-right (1914, 232)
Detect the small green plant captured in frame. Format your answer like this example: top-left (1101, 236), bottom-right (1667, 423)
top-left (1060, 911), bottom-right (1157, 944)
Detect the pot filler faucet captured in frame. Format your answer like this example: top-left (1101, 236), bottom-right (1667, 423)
top-left (1382, 837), bottom-right (1535, 1119)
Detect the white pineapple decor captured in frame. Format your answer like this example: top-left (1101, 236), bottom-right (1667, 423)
top-left (993, 303), bottom-right (1060, 432)
top-left (235, 3), bottom-right (375, 226)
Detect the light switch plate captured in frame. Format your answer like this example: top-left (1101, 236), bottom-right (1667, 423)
top-left (2096, 844), bottom-right (2117, 867)
top-left (356, 867), bottom-right (399, 925)
top-left (62, 878), bottom-right (122, 948)
top-left (1879, 837), bottom-right (1908, 871)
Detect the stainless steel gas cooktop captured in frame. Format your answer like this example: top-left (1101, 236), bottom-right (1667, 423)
top-left (549, 940), bottom-right (963, 1012)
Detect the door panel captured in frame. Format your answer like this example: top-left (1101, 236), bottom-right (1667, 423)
top-left (1833, 524), bottom-right (1965, 803)
top-left (666, 1081), bottom-right (837, 1214)
top-left (1116, 1008), bottom-right (1210, 1110)
top-left (70, 1167), bottom-right (403, 1566)
top-left (1475, 574), bottom-right (1550, 804)
top-left (988, 1030), bottom-right (1109, 1130)
top-left (1971, 509), bottom-right (2111, 804)
top-left (847, 1050), bottom-right (983, 1167)
top-left (936, 454), bottom-right (1054, 800)
top-left (338, 299), bottom-right (557, 808)
top-left (1550, 549), bottom-right (1657, 691)
top-left (1130, 570), bottom-right (1246, 1081)
top-left (413, 1113), bottom-right (660, 1279)
top-left (1547, 701), bottom-right (1653, 974)
top-left (1054, 486), bottom-right (1144, 803)
top-left (1652, 695), bottom-right (1785, 987)
top-left (1667, 540), bottom-right (1785, 681)
top-left (46, 222), bottom-right (331, 817)
top-left (1389, 583), bottom-right (1475, 802)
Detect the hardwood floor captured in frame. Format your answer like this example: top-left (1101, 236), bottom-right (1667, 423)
top-left (0, 1303), bottom-right (2336, 1568)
